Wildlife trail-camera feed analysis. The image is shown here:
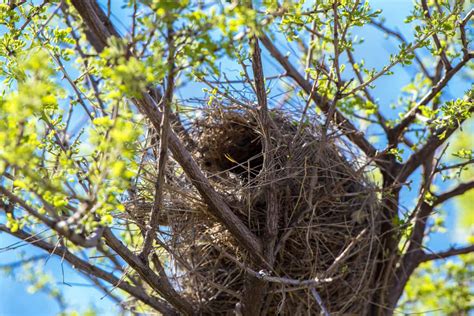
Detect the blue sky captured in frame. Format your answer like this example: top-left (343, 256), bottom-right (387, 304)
top-left (0, 0), bottom-right (471, 315)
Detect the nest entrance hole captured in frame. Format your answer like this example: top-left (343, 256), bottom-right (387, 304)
top-left (197, 112), bottom-right (264, 178)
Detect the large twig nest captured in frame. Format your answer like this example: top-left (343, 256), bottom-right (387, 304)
top-left (130, 107), bottom-right (381, 315)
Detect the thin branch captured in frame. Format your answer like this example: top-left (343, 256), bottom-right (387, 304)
top-left (85, 273), bottom-right (124, 307)
top-left (420, 244), bottom-right (474, 262)
top-left (420, 0), bottom-right (452, 70)
top-left (321, 2), bottom-right (344, 139)
top-left (370, 19), bottom-right (432, 80)
top-left (389, 57), bottom-right (471, 144)
top-left (251, 37), bottom-right (269, 114)
top-left (459, 9), bottom-right (474, 57)
top-left (331, 2), bottom-right (342, 87)
top-left (250, 35), bottom-right (278, 264)
top-left (324, 228), bottom-right (368, 277)
top-left (436, 159), bottom-right (474, 172)
top-left (346, 49), bottom-right (388, 131)
top-left (434, 181), bottom-right (474, 205)
top-left (139, 94), bottom-right (264, 258)
top-left (0, 186), bottom-right (103, 248)
top-left (0, 225), bottom-right (177, 315)
top-left (103, 228), bottom-right (195, 315)
top-left (343, 9), bottom-right (460, 98)
top-left (0, 254), bottom-right (49, 269)
top-left (311, 287), bottom-right (330, 316)
top-left (305, 7), bottom-right (318, 80)
top-left (259, 34), bottom-right (378, 159)
top-left (398, 108), bottom-right (472, 183)
top-left (221, 250), bottom-right (334, 287)
top-left (140, 21), bottom-right (175, 262)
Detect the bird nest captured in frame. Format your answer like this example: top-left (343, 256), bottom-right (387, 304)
top-left (127, 107), bottom-right (381, 315)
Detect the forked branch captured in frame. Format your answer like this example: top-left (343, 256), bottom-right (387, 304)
top-left (0, 224), bottom-right (177, 315)
top-left (69, 0), bottom-right (263, 260)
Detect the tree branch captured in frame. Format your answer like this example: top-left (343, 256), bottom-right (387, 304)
top-left (221, 250), bottom-right (334, 287)
top-left (420, 0), bottom-right (452, 71)
top-left (0, 186), bottom-right (103, 248)
top-left (398, 110), bottom-right (472, 183)
top-left (140, 21), bottom-right (175, 262)
top-left (250, 35), bottom-right (277, 263)
top-left (436, 159), bottom-right (474, 172)
top-left (69, 0), bottom-right (263, 260)
top-left (434, 181), bottom-right (474, 205)
top-left (370, 19), bottom-right (432, 80)
top-left (0, 225), bottom-right (177, 316)
top-left (102, 228), bottom-right (195, 315)
top-left (389, 58), bottom-right (470, 144)
top-left (459, 9), bottom-right (473, 57)
top-left (68, 0), bottom-right (120, 53)
top-left (420, 245), bottom-right (474, 262)
top-left (388, 161), bottom-right (472, 307)
top-left (258, 34), bottom-right (378, 159)
top-left (343, 8), bottom-right (460, 100)
top-left (246, 33), bottom-right (276, 315)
